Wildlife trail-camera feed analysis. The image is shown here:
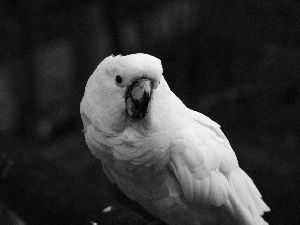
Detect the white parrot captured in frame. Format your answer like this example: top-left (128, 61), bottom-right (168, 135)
top-left (80, 53), bottom-right (270, 225)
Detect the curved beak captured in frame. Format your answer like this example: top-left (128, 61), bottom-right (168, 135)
top-left (125, 78), bottom-right (152, 119)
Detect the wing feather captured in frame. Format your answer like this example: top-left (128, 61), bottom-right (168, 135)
top-left (182, 165), bottom-right (194, 202)
top-left (169, 110), bottom-right (270, 224)
top-left (209, 170), bottom-right (228, 207)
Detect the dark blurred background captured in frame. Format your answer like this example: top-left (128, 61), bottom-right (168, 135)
top-left (0, 0), bottom-right (299, 224)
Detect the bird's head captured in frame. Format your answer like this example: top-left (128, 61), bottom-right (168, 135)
top-left (82, 53), bottom-right (163, 133)
top-left (105, 53), bottom-right (162, 119)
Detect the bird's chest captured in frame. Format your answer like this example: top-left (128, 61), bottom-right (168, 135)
top-left (108, 143), bottom-right (170, 201)
top-left (99, 126), bottom-right (171, 200)
top-left (113, 163), bottom-right (170, 201)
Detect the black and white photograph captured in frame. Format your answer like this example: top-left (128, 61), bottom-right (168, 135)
top-left (0, 1), bottom-right (299, 224)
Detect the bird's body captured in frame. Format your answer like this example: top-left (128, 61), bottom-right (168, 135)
top-left (80, 53), bottom-right (270, 225)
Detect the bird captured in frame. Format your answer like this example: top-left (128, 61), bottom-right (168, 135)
top-left (80, 53), bottom-right (270, 225)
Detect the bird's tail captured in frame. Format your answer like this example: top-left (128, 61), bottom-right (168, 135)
top-left (226, 168), bottom-right (270, 225)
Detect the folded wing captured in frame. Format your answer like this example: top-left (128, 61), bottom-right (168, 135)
top-left (169, 110), bottom-right (270, 225)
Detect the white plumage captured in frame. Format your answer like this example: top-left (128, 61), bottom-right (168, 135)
top-left (80, 53), bottom-right (270, 225)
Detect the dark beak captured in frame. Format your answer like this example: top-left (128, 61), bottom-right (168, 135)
top-left (125, 78), bottom-right (152, 119)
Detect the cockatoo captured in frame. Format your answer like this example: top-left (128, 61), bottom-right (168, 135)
top-left (80, 53), bottom-right (270, 225)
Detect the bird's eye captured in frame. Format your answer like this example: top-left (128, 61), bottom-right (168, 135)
top-left (115, 75), bottom-right (123, 86)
